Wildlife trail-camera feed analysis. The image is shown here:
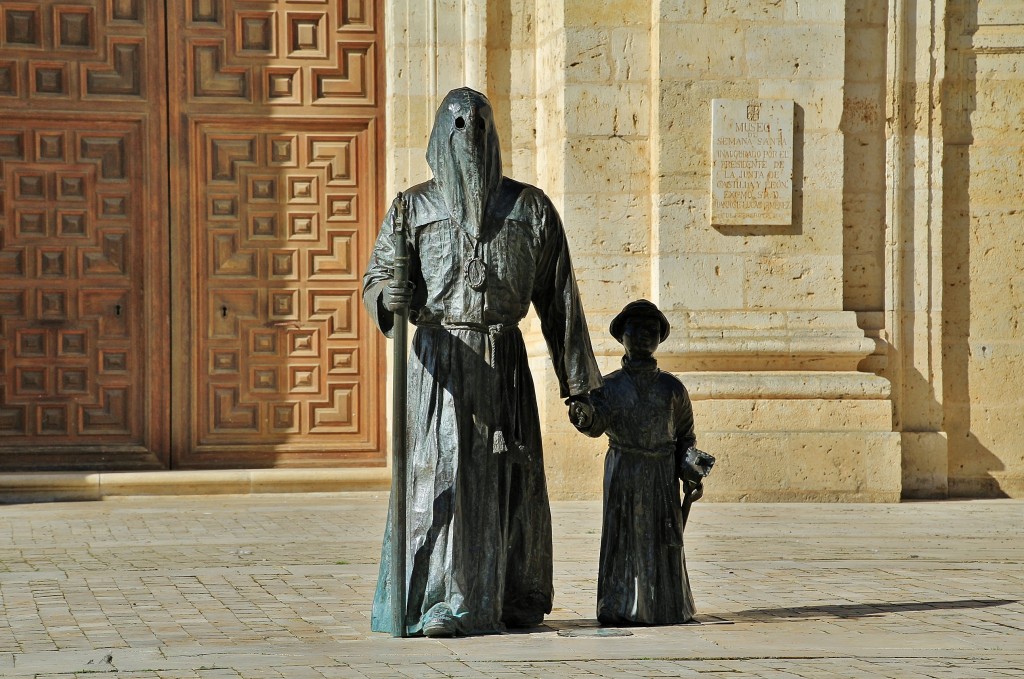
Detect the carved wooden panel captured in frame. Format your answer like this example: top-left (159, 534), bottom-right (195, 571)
top-left (170, 1), bottom-right (385, 466)
top-left (174, 0), bottom-right (378, 111)
top-left (0, 1), bottom-right (168, 470)
top-left (0, 116), bottom-right (167, 468)
top-left (0, 0), bottom-right (158, 110)
top-left (190, 120), bottom-right (379, 450)
top-left (0, 0), bottom-right (382, 469)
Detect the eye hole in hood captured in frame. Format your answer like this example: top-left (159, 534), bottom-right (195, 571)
top-left (426, 87), bottom-right (503, 240)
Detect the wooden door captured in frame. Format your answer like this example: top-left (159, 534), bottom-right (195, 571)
top-left (168, 1), bottom-right (386, 467)
top-left (0, 0), bottom-right (386, 471)
top-left (0, 0), bottom-right (169, 470)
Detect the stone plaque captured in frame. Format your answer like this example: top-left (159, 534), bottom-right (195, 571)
top-left (711, 99), bottom-right (793, 225)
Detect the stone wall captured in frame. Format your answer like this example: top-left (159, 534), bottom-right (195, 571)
top-left (383, 0), bottom-right (1023, 500)
top-left (943, 0), bottom-right (1024, 497)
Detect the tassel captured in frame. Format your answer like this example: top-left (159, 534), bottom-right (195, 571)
top-left (493, 429), bottom-right (508, 454)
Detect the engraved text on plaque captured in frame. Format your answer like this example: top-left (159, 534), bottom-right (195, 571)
top-left (711, 99), bottom-right (793, 225)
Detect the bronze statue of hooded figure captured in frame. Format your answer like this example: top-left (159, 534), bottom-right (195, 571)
top-left (363, 87), bottom-right (602, 636)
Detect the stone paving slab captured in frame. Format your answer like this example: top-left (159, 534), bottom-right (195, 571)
top-left (1, 494), bottom-right (1023, 678)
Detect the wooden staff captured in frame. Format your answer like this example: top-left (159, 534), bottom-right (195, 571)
top-left (390, 193), bottom-right (409, 638)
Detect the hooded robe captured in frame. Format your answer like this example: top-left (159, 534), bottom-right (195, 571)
top-left (363, 87), bottom-right (602, 635)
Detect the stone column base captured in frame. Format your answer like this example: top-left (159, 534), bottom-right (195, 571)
top-left (688, 371), bottom-right (901, 502)
top-left (532, 358), bottom-right (902, 502)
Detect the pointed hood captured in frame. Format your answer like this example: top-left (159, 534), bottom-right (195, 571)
top-left (426, 87), bottom-right (503, 239)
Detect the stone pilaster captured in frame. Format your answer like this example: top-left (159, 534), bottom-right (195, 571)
top-left (885, 0), bottom-right (949, 497)
top-left (941, 0), bottom-right (1024, 497)
top-left (646, 0), bottom-right (901, 501)
top-left (525, 0), bottom-right (658, 498)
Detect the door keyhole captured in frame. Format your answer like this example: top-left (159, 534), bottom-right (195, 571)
top-left (221, 305), bottom-right (228, 318)
top-left (114, 304), bottom-right (122, 317)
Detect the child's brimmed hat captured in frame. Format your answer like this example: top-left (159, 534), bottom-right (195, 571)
top-left (609, 299), bottom-right (670, 343)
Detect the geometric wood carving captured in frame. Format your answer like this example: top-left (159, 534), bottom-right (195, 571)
top-left (0, 1), bottom-right (150, 104)
top-left (175, 0), bottom-right (378, 107)
top-left (168, 0), bottom-right (385, 466)
top-left (192, 43), bottom-right (250, 99)
top-left (189, 121), bottom-right (380, 456)
top-left (0, 0), bottom-right (168, 469)
top-left (85, 42), bottom-right (142, 97)
top-left (313, 43), bottom-right (375, 105)
top-left (0, 120), bottom-right (151, 450)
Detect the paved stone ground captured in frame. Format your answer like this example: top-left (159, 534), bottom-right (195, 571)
top-left (0, 493), bottom-right (1022, 678)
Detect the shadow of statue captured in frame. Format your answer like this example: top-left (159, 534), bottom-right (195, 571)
top-left (727, 598), bottom-right (1018, 622)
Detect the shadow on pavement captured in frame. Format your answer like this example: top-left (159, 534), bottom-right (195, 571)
top-left (514, 618), bottom-right (707, 636)
top-left (728, 598), bottom-right (1019, 621)
top-left (506, 619), bottom-right (601, 636)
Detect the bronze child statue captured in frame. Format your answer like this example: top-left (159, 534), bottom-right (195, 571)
top-left (570, 299), bottom-right (714, 625)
